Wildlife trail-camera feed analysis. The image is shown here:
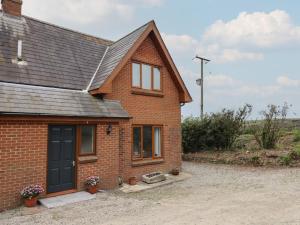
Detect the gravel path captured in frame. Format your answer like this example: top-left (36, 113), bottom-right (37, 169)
top-left (2, 162), bottom-right (300, 225)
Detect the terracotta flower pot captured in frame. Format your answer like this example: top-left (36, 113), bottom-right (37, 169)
top-left (24, 197), bottom-right (38, 207)
top-left (171, 169), bottom-right (180, 176)
top-left (128, 177), bottom-right (137, 185)
top-left (87, 185), bottom-right (98, 194)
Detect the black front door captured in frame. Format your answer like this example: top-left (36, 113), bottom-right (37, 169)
top-left (47, 125), bottom-right (76, 193)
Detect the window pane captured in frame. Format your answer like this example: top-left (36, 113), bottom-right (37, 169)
top-left (142, 64), bottom-right (151, 89)
top-left (133, 127), bottom-right (141, 158)
top-left (80, 126), bottom-right (94, 154)
top-left (132, 63), bottom-right (140, 87)
top-left (153, 67), bottom-right (161, 90)
top-left (143, 126), bottom-right (152, 158)
top-left (154, 127), bottom-right (161, 157)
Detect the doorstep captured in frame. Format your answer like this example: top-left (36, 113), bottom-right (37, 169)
top-left (119, 172), bottom-right (192, 193)
top-left (39, 191), bottom-right (96, 208)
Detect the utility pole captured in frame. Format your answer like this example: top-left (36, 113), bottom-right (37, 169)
top-left (194, 56), bottom-right (210, 119)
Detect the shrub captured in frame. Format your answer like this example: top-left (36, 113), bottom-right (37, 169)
top-left (182, 116), bottom-right (213, 152)
top-left (251, 103), bottom-right (289, 149)
top-left (293, 129), bottom-right (300, 142)
top-left (182, 104), bottom-right (252, 152)
top-left (289, 145), bottom-right (300, 160)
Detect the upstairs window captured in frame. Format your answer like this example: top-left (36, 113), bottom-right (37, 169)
top-left (132, 63), bottom-right (141, 87)
top-left (142, 64), bottom-right (151, 89)
top-left (131, 62), bottom-right (161, 91)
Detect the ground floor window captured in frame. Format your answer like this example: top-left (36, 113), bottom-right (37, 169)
top-left (132, 125), bottom-right (162, 160)
top-left (78, 125), bottom-right (96, 156)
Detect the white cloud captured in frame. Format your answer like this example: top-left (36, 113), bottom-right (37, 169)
top-left (206, 74), bottom-right (239, 87)
top-left (197, 43), bottom-right (264, 63)
top-left (205, 76), bottom-right (280, 97)
top-left (203, 10), bottom-right (300, 48)
top-left (134, 0), bottom-right (166, 7)
top-left (161, 33), bottom-right (198, 53)
top-left (180, 68), bottom-right (298, 99)
top-left (163, 10), bottom-right (300, 63)
top-left (23, 0), bottom-right (164, 25)
top-left (162, 33), bottom-right (262, 63)
top-left (180, 68), bottom-right (300, 117)
top-left (277, 75), bottom-right (300, 87)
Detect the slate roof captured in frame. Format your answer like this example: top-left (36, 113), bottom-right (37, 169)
top-left (0, 11), bottom-right (153, 117)
top-left (0, 82), bottom-right (129, 118)
top-left (89, 22), bottom-right (149, 90)
top-left (0, 12), bottom-right (113, 90)
top-left (0, 11), bottom-right (151, 92)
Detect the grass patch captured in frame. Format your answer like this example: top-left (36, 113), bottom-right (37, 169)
top-left (250, 156), bottom-right (261, 166)
top-left (279, 155), bottom-right (292, 166)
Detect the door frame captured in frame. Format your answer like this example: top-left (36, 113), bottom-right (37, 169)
top-left (46, 125), bottom-right (78, 195)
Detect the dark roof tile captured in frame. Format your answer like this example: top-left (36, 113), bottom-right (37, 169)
top-left (0, 82), bottom-right (129, 118)
top-left (0, 13), bottom-right (111, 90)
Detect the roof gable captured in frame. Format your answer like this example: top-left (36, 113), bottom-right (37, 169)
top-left (88, 22), bottom-right (149, 90)
top-left (0, 13), bottom-right (191, 103)
top-left (89, 21), bottom-right (192, 103)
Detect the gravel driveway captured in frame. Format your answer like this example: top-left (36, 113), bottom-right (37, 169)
top-left (2, 162), bottom-right (300, 225)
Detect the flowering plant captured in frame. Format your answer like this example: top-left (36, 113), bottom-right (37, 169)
top-left (20, 185), bottom-right (44, 199)
top-left (85, 176), bottom-right (100, 187)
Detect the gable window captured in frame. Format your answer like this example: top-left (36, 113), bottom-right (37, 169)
top-left (132, 125), bottom-right (162, 160)
top-left (132, 63), bottom-right (141, 87)
top-left (142, 64), bottom-right (151, 89)
top-left (78, 125), bottom-right (96, 155)
top-left (131, 62), bottom-right (161, 91)
top-left (153, 67), bottom-right (161, 90)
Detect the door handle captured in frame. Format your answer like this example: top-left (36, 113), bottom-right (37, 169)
top-left (72, 161), bottom-right (75, 167)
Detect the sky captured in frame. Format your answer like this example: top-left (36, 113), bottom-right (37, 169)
top-left (21, 0), bottom-right (300, 119)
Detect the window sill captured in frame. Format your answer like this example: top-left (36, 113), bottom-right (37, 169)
top-left (132, 158), bottom-right (164, 167)
top-left (78, 155), bottom-right (98, 164)
top-left (131, 88), bottom-right (164, 97)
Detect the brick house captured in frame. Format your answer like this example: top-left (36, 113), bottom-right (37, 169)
top-left (0, 0), bottom-right (192, 210)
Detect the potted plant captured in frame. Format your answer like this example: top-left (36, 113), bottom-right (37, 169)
top-left (85, 176), bottom-right (100, 194)
top-left (171, 168), bottom-right (180, 176)
top-left (128, 176), bottom-right (137, 185)
top-left (20, 185), bottom-right (44, 207)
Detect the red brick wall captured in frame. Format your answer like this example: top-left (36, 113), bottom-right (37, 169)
top-left (105, 35), bottom-right (182, 182)
top-left (77, 123), bottom-right (120, 190)
top-left (0, 33), bottom-right (183, 211)
top-left (0, 121), bottom-right (121, 211)
top-left (2, 0), bottom-right (22, 17)
top-left (0, 122), bottom-right (47, 210)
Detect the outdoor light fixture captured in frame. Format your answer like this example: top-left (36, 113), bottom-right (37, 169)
top-left (106, 124), bottom-right (112, 135)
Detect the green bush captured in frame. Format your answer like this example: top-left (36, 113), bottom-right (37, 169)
top-left (182, 116), bottom-right (212, 152)
top-left (182, 104), bottom-right (252, 153)
top-left (250, 103), bottom-right (289, 149)
top-left (290, 145), bottom-right (300, 160)
top-left (292, 129), bottom-right (300, 142)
